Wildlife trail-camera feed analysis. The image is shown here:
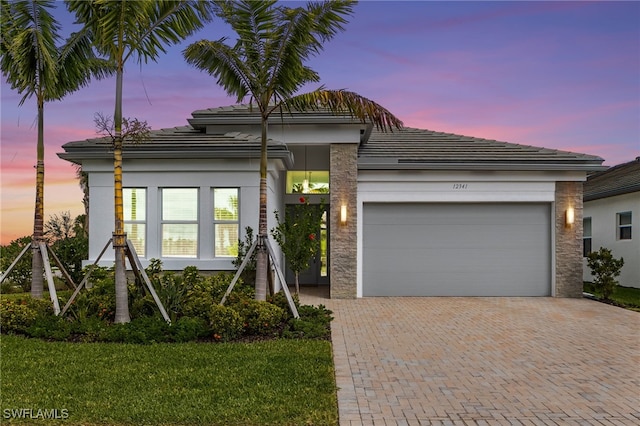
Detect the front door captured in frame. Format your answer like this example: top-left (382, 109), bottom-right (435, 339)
top-left (285, 209), bottom-right (329, 285)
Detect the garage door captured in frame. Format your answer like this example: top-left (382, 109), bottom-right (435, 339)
top-left (363, 203), bottom-right (551, 296)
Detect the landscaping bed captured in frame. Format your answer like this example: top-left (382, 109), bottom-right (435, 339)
top-left (583, 283), bottom-right (640, 312)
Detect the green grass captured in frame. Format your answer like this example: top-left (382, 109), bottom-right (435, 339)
top-left (0, 335), bottom-right (338, 425)
top-left (584, 283), bottom-right (640, 311)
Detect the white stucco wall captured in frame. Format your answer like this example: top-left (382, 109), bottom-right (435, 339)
top-left (583, 192), bottom-right (640, 288)
top-left (84, 157), bottom-right (286, 274)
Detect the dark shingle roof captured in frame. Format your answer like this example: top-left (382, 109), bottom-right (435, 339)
top-left (584, 157), bottom-right (640, 201)
top-left (58, 126), bottom-right (293, 166)
top-left (358, 127), bottom-right (605, 171)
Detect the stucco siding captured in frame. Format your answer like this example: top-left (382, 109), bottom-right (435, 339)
top-left (84, 158), bottom-right (285, 272)
top-left (583, 192), bottom-right (640, 288)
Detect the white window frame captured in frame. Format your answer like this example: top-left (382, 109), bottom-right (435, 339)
top-left (161, 188), bottom-right (199, 258)
top-left (617, 211), bottom-right (632, 240)
top-left (123, 188), bottom-right (147, 257)
top-left (213, 188), bottom-right (240, 258)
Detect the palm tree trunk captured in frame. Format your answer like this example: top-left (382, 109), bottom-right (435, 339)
top-left (254, 115), bottom-right (269, 301)
top-left (30, 96), bottom-right (45, 299)
top-left (113, 68), bottom-right (130, 323)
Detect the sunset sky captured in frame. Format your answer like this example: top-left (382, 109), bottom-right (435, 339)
top-left (1, 0), bottom-right (639, 245)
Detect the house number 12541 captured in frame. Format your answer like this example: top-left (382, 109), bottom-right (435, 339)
top-left (452, 183), bottom-right (468, 189)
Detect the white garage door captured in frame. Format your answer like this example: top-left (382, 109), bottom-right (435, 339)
top-left (363, 203), bottom-right (551, 296)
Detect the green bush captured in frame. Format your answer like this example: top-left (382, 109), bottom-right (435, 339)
top-left (27, 315), bottom-right (72, 340)
top-left (283, 304), bottom-right (333, 340)
top-left (67, 278), bottom-right (116, 321)
top-left (182, 272), bottom-right (252, 320)
top-left (169, 316), bottom-right (210, 342)
top-left (102, 316), bottom-right (171, 344)
top-left (587, 247), bottom-right (625, 300)
top-left (0, 297), bottom-right (53, 334)
top-left (235, 299), bottom-right (286, 336)
top-left (208, 305), bottom-right (243, 342)
top-left (2, 269), bottom-right (333, 343)
top-left (267, 291), bottom-right (300, 319)
top-left (1, 300), bottom-right (38, 333)
top-left (0, 236), bottom-right (32, 291)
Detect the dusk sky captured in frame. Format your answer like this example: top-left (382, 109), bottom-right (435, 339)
top-left (1, 0), bottom-right (639, 245)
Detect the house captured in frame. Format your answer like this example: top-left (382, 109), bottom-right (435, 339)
top-left (582, 158), bottom-right (640, 288)
top-left (59, 105), bottom-right (605, 298)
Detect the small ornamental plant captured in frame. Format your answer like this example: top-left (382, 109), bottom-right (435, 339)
top-left (271, 197), bottom-right (325, 293)
top-left (587, 247), bottom-right (624, 300)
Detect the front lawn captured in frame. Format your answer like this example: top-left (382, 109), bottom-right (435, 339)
top-left (0, 335), bottom-right (338, 425)
top-left (584, 283), bottom-right (640, 312)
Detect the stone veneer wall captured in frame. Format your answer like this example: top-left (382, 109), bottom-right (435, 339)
top-left (329, 144), bottom-right (358, 298)
top-left (555, 181), bottom-right (584, 297)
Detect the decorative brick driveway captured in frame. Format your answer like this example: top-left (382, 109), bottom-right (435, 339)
top-left (300, 291), bottom-right (640, 425)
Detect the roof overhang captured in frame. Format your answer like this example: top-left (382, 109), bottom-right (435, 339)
top-left (358, 158), bottom-right (608, 172)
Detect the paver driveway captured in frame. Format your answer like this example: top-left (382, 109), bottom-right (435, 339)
top-left (300, 290), bottom-right (640, 425)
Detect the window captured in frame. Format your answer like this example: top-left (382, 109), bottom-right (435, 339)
top-left (286, 171), bottom-right (329, 194)
top-left (213, 188), bottom-right (239, 257)
top-left (162, 188), bottom-right (198, 257)
top-left (124, 188), bottom-right (146, 256)
top-left (618, 212), bottom-right (632, 240)
top-left (583, 217), bottom-right (592, 257)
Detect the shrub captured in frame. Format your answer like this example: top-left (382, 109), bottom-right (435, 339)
top-left (587, 247), bottom-right (625, 300)
top-left (283, 304), bottom-right (333, 340)
top-left (67, 279), bottom-right (116, 321)
top-left (169, 316), bottom-right (210, 342)
top-left (267, 291), bottom-right (300, 319)
top-left (182, 272), bottom-right (253, 320)
top-left (232, 226), bottom-right (257, 285)
top-left (208, 305), bottom-right (243, 342)
top-left (102, 317), bottom-right (170, 344)
top-left (234, 300), bottom-right (285, 336)
top-left (1, 300), bottom-right (38, 334)
top-left (0, 236), bottom-right (32, 291)
top-left (0, 297), bottom-right (53, 334)
top-left (27, 315), bottom-right (72, 341)
top-left (210, 272), bottom-right (254, 303)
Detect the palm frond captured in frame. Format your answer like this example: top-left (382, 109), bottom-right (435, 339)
top-left (284, 89), bottom-right (404, 132)
top-left (1, 0), bottom-right (61, 105)
top-left (135, 0), bottom-right (215, 64)
top-left (56, 27), bottom-right (115, 99)
top-left (183, 38), bottom-right (252, 104)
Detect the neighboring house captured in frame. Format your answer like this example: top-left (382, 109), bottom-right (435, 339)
top-left (59, 105), bottom-right (605, 298)
top-left (582, 158), bottom-right (640, 288)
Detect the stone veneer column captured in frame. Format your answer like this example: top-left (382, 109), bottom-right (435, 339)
top-left (555, 181), bottom-right (584, 297)
top-left (330, 143), bottom-right (358, 298)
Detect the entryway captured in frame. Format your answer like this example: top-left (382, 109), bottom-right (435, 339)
top-left (284, 207), bottom-right (329, 286)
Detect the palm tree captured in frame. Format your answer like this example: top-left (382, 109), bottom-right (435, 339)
top-left (183, 0), bottom-right (402, 300)
top-left (66, 0), bottom-right (215, 323)
top-left (1, 0), bottom-right (111, 299)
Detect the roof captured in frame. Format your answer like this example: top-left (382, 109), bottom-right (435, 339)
top-left (188, 104), bottom-right (363, 130)
top-left (358, 127), bottom-right (605, 171)
top-left (58, 105), bottom-right (606, 173)
top-left (58, 126), bottom-right (293, 167)
top-left (583, 157), bottom-right (640, 201)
